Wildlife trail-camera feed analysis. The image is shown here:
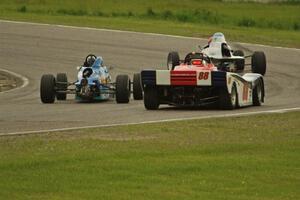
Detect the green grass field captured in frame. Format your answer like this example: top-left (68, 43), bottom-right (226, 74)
top-left (0, 0), bottom-right (300, 48)
top-left (1, 111), bottom-right (299, 200)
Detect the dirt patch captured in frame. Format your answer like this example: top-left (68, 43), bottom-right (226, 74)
top-left (0, 71), bottom-right (23, 92)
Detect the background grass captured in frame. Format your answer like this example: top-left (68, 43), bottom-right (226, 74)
top-left (0, 111), bottom-right (299, 199)
top-left (0, 0), bottom-right (300, 47)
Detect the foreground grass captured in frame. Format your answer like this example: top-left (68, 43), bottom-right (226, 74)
top-left (0, 0), bottom-right (299, 48)
top-left (0, 111), bottom-right (299, 200)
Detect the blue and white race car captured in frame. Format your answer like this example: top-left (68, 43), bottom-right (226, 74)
top-left (40, 54), bottom-right (143, 103)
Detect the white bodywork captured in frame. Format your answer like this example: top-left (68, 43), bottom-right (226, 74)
top-left (202, 32), bottom-right (244, 61)
top-left (226, 72), bottom-right (262, 107)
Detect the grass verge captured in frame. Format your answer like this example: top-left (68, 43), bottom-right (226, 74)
top-left (0, 0), bottom-right (300, 48)
top-left (0, 111), bottom-right (299, 200)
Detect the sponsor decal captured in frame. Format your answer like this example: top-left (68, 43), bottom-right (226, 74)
top-left (243, 82), bottom-right (249, 101)
top-left (228, 77), bottom-right (232, 85)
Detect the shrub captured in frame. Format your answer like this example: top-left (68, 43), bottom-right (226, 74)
top-left (17, 5), bottom-right (27, 13)
top-left (238, 18), bottom-right (256, 27)
top-left (293, 22), bottom-right (299, 31)
top-left (57, 9), bottom-right (87, 16)
top-left (146, 8), bottom-right (156, 17)
top-left (162, 10), bottom-right (173, 19)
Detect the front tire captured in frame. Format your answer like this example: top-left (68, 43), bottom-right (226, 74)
top-left (233, 50), bottom-right (245, 71)
top-left (133, 73), bottom-right (143, 100)
top-left (144, 86), bottom-right (159, 110)
top-left (167, 51), bottom-right (180, 70)
top-left (219, 84), bottom-right (238, 110)
top-left (56, 73), bottom-right (68, 100)
top-left (251, 51), bottom-right (266, 76)
top-left (40, 74), bottom-right (56, 103)
top-left (116, 74), bottom-right (130, 103)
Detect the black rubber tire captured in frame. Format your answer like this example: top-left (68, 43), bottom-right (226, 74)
top-left (167, 51), bottom-right (180, 70)
top-left (253, 79), bottom-right (263, 106)
top-left (233, 50), bottom-right (245, 71)
top-left (133, 73), bottom-right (143, 100)
top-left (116, 74), bottom-right (130, 103)
top-left (251, 51), bottom-right (266, 76)
top-left (144, 86), bottom-right (159, 110)
top-left (56, 73), bottom-right (68, 100)
top-left (219, 84), bottom-right (238, 110)
top-left (40, 74), bottom-right (56, 104)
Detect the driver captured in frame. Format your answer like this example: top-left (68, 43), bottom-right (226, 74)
top-left (84, 56), bottom-right (96, 67)
top-left (184, 52), bottom-right (211, 65)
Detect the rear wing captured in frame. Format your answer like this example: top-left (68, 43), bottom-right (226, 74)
top-left (141, 70), bottom-right (227, 87)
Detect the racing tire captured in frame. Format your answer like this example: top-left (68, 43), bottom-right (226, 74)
top-left (167, 51), bottom-right (180, 70)
top-left (251, 51), bottom-right (266, 76)
top-left (40, 74), bottom-right (56, 104)
top-left (144, 86), bottom-right (159, 110)
top-left (253, 79), bottom-right (263, 106)
top-left (133, 73), bottom-right (143, 100)
top-left (233, 50), bottom-right (245, 71)
top-left (219, 84), bottom-right (238, 110)
top-left (116, 74), bottom-right (130, 103)
top-left (56, 73), bottom-right (68, 100)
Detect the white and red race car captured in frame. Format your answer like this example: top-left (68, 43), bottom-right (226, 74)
top-left (141, 52), bottom-right (265, 110)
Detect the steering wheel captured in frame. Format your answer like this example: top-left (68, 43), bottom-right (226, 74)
top-left (84, 54), bottom-right (97, 67)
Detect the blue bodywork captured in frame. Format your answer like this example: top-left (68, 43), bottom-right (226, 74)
top-left (75, 57), bottom-right (111, 101)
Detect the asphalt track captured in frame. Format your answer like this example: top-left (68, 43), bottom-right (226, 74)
top-left (0, 20), bottom-right (300, 135)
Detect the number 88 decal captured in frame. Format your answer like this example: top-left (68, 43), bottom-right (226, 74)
top-left (198, 72), bottom-right (209, 80)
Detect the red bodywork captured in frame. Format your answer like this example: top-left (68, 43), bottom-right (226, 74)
top-left (173, 59), bottom-right (217, 72)
top-left (170, 59), bottom-right (217, 85)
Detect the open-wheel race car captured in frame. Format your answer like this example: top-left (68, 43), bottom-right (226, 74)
top-left (141, 49), bottom-right (265, 110)
top-left (40, 54), bottom-right (143, 103)
top-left (168, 32), bottom-right (266, 76)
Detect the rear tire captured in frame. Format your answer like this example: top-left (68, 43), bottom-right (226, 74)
top-left (233, 50), bottom-right (245, 71)
top-left (40, 74), bottom-right (56, 103)
top-left (144, 86), bottom-right (159, 110)
top-left (133, 73), bottom-right (143, 100)
top-left (251, 51), bottom-right (266, 76)
top-left (56, 73), bottom-right (68, 100)
top-left (167, 51), bottom-right (180, 70)
top-left (116, 74), bottom-right (130, 103)
top-left (219, 84), bottom-right (237, 110)
top-left (253, 79), bottom-right (263, 106)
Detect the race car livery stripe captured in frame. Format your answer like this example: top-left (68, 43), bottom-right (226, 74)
top-left (171, 71), bottom-right (197, 85)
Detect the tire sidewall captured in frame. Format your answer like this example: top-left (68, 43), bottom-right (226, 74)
top-left (116, 74), bottom-right (130, 103)
top-left (133, 73), bottom-right (143, 100)
top-left (40, 74), bottom-right (56, 103)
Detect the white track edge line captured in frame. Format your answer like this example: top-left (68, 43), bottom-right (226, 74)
top-left (1, 19), bottom-right (299, 51)
top-left (0, 68), bottom-right (29, 94)
top-left (1, 107), bottom-right (299, 137)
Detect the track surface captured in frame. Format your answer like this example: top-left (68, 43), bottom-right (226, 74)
top-left (0, 20), bottom-right (300, 134)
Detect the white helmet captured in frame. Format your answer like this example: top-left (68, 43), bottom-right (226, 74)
top-left (212, 32), bottom-right (226, 43)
